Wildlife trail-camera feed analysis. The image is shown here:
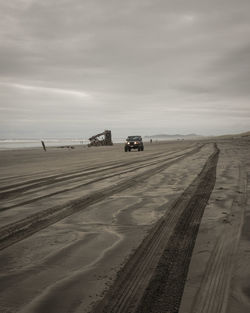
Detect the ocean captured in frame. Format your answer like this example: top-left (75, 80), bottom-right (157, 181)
top-left (0, 138), bottom-right (125, 150)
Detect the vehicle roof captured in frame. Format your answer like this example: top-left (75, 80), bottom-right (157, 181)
top-left (127, 135), bottom-right (142, 139)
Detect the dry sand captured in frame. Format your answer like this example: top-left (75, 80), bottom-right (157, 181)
top-left (0, 137), bottom-right (249, 313)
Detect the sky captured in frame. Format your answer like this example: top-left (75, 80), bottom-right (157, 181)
top-left (0, 0), bottom-right (250, 139)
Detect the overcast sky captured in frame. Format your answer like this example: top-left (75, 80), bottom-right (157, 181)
top-left (1, 0), bottom-right (250, 139)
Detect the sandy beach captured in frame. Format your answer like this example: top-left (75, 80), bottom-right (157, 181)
top-left (0, 137), bottom-right (250, 313)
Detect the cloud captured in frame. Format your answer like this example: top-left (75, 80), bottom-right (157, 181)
top-left (0, 0), bottom-right (250, 138)
top-left (0, 82), bottom-right (90, 98)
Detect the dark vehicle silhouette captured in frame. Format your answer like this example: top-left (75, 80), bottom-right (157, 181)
top-left (124, 136), bottom-right (144, 152)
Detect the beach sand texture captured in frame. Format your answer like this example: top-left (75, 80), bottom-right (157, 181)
top-left (0, 137), bottom-right (250, 313)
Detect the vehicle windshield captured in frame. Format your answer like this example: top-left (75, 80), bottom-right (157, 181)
top-left (127, 136), bottom-right (141, 141)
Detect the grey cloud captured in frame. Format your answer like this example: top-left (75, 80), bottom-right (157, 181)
top-left (0, 0), bottom-right (250, 138)
top-left (210, 43), bottom-right (250, 96)
top-left (178, 43), bottom-right (250, 99)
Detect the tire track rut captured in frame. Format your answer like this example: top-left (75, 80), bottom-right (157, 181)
top-left (0, 147), bottom-right (201, 211)
top-left (92, 144), bottom-right (219, 313)
top-left (0, 149), bottom-right (182, 198)
top-left (190, 166), bottom-right (247, 313)
top-left (0, 145), bottom-right (202, 251)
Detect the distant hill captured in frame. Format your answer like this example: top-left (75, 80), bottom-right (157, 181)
top-left (215, 131), bottom-right (250, 139)
top-left (144, 131), bottom-right (250, 141)
top-left (240, 131), bottom-right (250, 137)
top-left (144, 133), bottom-right (203, 140)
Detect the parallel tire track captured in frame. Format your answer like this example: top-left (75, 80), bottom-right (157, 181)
top-left (0, 147), bottom-right (202, 211)
top-left (92, 144), bottom-right (219, 313)
top-left (190, 166), bottom-right (247, 313)
top-left (0, 145), bottom-right (202, 251)
top-left (0, 148), bottom-right (196, 201)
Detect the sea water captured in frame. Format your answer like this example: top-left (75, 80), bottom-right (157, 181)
top-left (0, 138), bottom-right (124, 150)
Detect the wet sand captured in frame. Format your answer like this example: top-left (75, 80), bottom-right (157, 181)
top-left (0, 137), bottom-right (250, 313)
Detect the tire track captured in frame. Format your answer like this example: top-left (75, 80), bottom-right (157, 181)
top-left (92, 144), bottom-right (219, 313)
top-left (190, 166), bottom-right (247, 313)
top-left (0, 144), bottom-right (203, 251)
top-left (0, 147), bottom-right (196, 200)
top-left (0, 151), bottom-right (168, 193)
top-left (0, 146), bottom-right (202, 211)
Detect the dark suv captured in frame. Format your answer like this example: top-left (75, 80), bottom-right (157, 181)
top-left (124, 136), bottom-right (144, 152)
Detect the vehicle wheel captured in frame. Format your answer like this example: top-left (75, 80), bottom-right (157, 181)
top-left (138, 147), bottom-right (141, 151)
top-left (124, 146), bottom-right (128, 152)
top-left (129, 148), bottom-right (131, 152)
